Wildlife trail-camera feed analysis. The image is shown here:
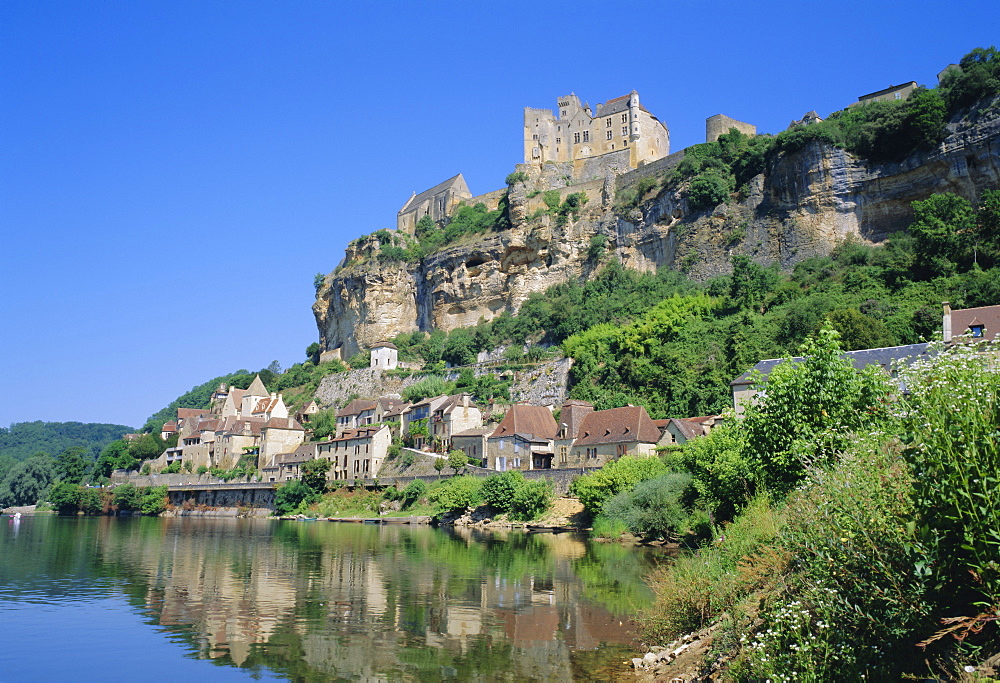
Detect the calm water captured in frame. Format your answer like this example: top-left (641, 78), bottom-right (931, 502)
top-left (0, 515), bottom-right (663, 681)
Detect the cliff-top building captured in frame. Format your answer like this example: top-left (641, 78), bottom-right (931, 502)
top-left (523, 91), bottom-right (669, 170)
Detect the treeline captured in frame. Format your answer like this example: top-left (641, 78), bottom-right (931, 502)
top-left (0, 421), bottom-right (132, 462)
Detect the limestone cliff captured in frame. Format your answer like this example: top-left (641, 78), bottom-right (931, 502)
top-left (314, 103), bottom-right (1000, 356)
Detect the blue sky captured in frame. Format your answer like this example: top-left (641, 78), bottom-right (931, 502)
top-left (2, 1), bottom-right (998, 429)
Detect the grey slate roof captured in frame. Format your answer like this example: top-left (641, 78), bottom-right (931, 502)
top-left (730, 343), bottom-right (932, 387)
top-left (399, 174), bottom-right (469, 213)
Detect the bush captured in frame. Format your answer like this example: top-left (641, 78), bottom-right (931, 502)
top-left (428, 475), bottom-right (482, 515)
top-left (600, 472), bottom-right (694, 540)
top-left (686, 170), bottom-right (731, 211)
top-left (569, 456), bottom-right (667, 515)
top-left (400, 479), bottom-right (426, 508)
top-left (49, 481), bottom-right (81, 515)
top-left (274, 479), bottom-right (318, 515)
top-left (113, 483), bottom-right (142, 511)
top-left (139, 486), bottom-right (168, 515)
top-left (509, 478), bottom-right (553, 521)
top-left (480, 470), bottom-right (526, 511)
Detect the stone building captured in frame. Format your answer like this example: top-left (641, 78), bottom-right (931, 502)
top-left (316, 424), bottom-right (392, 481)
top-left (429, 394), bottom-right (483, 451)
top-left (706, 114), bottom-right (756, 142)
top-left (487, 404), bottom-right (558, 471)
top-left (851, 81), bottom-right (918, 107)
top-left (370, 342), bottom-right (399, 370)
top-left (523, 91), bottom-right (669, 170)
top-left (397, 174), bottom-right (472, 233)
top-left (258, 417), bottom-right (306, 466)
top-left (570, 405), bottom-right (660, 466)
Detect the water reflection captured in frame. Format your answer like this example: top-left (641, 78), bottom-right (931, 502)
top-left (0, 517), bottom-right (663, 680)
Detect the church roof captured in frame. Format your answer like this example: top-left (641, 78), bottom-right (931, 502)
top-left (399, 174), bottom-right (470, 214)
top-left (245, 374), bottom-right (269, 397)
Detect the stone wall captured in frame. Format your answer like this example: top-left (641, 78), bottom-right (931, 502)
top-left (706, 114), bottom-right (756, 143)
top-left (313, 367), bottom-right (423, 410)
top-left (615, 149), bottom-right (686, 192)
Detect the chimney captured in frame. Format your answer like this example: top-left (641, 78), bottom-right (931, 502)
top-left (943, 301), bottom-right (952, 342)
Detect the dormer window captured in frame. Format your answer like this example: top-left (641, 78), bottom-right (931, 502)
top-left (971, 324), bottom-right (985, 338)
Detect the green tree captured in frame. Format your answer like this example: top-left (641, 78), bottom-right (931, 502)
top-left (48, 481), bottom-right (82, 515)
top-left (909, 192), bottom-right (976, 276)
top-left (0, 453), bottom-right (55, 507)
top-left (275, 479), bottom-right (319, 515)
top-left (313, 272), bottom-right (325, 294)
top-left (742, 325), bottom-right (892, 497)
top-left (113, 483), bottom-right (143, 511)
top-left (55, 446), bottom-right (89, 484)
top-left (301, 458), bottom-right (331, 492)
top-left (433, 457), bottom-right (446, 475)
top-left (139, 486), bottom-right (168, 515)
top-left (480, 470), bottom-right (526, 512)
top-left (447, 450), bottom-right (468, 475)
top-left (306, 342), bottom-right (321, 364)
top-left (79, 487), bottom-right (103, 515)
top-left (400, 479), bottom-right (426, 508)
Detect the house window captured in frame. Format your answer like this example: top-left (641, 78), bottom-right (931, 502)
top-left (583, 131), bottom-right (589, 142)
top-left (560, 446), bottom-right (568, 463)
top-left (606, 130), bottom-right (613, 140)
top-left (617, 443), bottom-right (627, 457)
top-left (574, 132), bottom-right (580, 144)
top-left (971, 324), bottom-right (985, 337)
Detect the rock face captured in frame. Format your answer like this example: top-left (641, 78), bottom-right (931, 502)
top-left (314, 104), bottom-right (1000, 356)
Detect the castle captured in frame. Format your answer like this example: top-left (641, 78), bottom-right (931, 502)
top-left (523, 90), bottom-right (670, 169)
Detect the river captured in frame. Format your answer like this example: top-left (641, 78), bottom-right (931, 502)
top-left (0, 514), bottom-right (664, 681)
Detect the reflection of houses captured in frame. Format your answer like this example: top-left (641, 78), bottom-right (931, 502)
top-left (570, 405), bottom-right (660, 466)
top-left (316, 424), bottom-right (392, 481)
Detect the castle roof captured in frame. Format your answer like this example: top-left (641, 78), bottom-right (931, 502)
top-left (572, 406), bottom-right (661, 446)
top-left (399, 174), bottom-right (470, 214)
top-left (245, 374), bottom-right (269, 398)
top-left (594, 93), bottom-right (650, 118)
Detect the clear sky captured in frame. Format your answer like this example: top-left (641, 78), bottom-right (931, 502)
top-left (2, 1), bottom-right (998, 429)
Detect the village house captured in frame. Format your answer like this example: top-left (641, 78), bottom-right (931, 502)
top-left (258, 417), bottom-right (306, 466)
top-left (404, 395), bottom-right (452, 449)
top-left (570, 405), bottom-right (661, 466)
top-left (294, 399), bottom-right (319, 424)
top-left (262, 443), bottom-right (317, 483)
top-left (316, 424), bottom-right (392, 481)
top-left (336, 398), bottom-right (378, 434)
top-left (450, 427), bottom-right (493, 468)
top-left (488, 404), bottom-right (558, 471)
top-left (370, 341), bottom-right (399, 370)
top-left (553, 400), bottom-right (594, 468)
top-left (656, 416), bottom-right (722, 447)
top-left (381, 400), bottom-right (411, 439)
top-left (943, 301), bottom-right (1000, 342)
top-left (429, 394), bottom-right (483, 451)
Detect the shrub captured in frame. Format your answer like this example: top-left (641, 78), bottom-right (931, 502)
top-left (113, 483), bottom-right (142, 511)
top-left (400, 479), bottom-right (426, 508)
top-left (49, 481), bottom-right (81, 515)
top-left (274, 479), bottom-right (318, 515)
top-left (686, 170), bottom-right (731, 210)
top-left (505, 171), bottom-right (528, 185)
top-left (480, 470), bottom-right (526, 511)
top-left (509, 478), bottom-right (553, 521)
top-left (447, 450), bottom-right (468, 475)
top-left (79, 487), bottom-right (102, 515)
top-left (428, 475), bottom-right (482, 515)
top-left (600, 472), bottom-right (694, 540)
top-left (569, 456), bottom-right (667, 515)
top-left (139, 486), bottom-right (168, 515)
top-left (196, 465), bottom-right (208, 475)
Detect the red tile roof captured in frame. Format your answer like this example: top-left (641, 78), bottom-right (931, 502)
top-left (572, 406), bottom-right (661, 446)
top-left (491, 405), bottom-right (558, 440)
top-left (951, 304), bottom-right (1000, 341)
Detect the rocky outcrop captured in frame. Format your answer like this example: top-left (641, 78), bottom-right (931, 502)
top-left (314, 102), bottom-right (1000, 355)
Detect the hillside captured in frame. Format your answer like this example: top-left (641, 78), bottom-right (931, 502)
top-left (0, 421), bottom-right (133, 462)
top-left (314, 50), bottom-right (1000, 360)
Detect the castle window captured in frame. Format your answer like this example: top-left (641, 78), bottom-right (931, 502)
top-left (623, 138), bottom-right (629, 146)
top-left (622, 126), bottom-right (628, 136)
top-left (561, 110), bottom-right (566, 117)
top-left (621, 113), bottom-right (628, 123)
top-left (532, 134), bottom-right (538, 140)
top-left (606, 118), bottom-right (612, 127)
top-left (574, 132), bottom-right (580, 143)
top-left (606, 130), bottom-right (613, 140)
top-left (555, 138), bottom-right (561, 144)
top-left (583, 131), bottom-right (589, 142)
